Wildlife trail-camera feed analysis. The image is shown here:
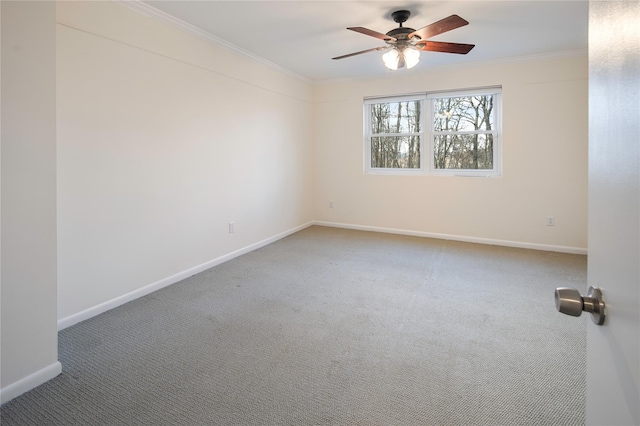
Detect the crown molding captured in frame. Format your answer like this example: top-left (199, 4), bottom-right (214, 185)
top-left (114, 1), bottom-right (586, 87)
top-left (115, 0), bottom-right (313, 85)
top-left (314, 48), bottom-right (588, 86)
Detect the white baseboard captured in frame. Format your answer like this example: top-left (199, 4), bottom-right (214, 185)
top-left (1, 361), bottom-right (62, 405)
top-left (57, 222), bottom-right (314, 330)
top-left (312, 221), bottom-right (588, 255)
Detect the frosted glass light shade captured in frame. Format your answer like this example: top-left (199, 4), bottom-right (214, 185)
top-left (382, 49), bottom-right (399, 70)
top-left (404, 48), bottom-right (420, 69)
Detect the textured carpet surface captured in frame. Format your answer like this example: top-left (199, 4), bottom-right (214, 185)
top-left (1, 226), bottom-right (586, 425)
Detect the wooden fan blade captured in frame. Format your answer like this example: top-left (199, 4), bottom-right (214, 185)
top-left (332, 46), bottom-right (388, 60)
top-left (408, 15), bottom-right (469, 40)
top-left (416, 41), bottom-right (475, 54)
top-left (347, 27), bottom-right (396, 42)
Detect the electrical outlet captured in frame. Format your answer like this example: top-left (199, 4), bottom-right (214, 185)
top-left (229, 222), bottom-right (235, 233)
top-left (547, 216), bottom-right (555, 226)
top-left (329, 201), bottom-right (334, 209)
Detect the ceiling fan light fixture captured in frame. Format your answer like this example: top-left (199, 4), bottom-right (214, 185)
top-left (403, 47), bottom-right (420, 69)
top-left (382, 46), bottom-right (419, 71)
top-left (382, 48), bottom-right (400, 70)
top-left (334, 12), bottom-right (474, 71)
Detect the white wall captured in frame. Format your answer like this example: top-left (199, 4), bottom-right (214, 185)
top-left (56, 1), bottom-right (314, 325)
top-left (1, 1), bottom-right (61, 403)
top-left (313, 54), bottom-right (588, 252)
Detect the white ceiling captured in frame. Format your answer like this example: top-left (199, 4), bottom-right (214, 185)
top-left (140, 1), bottom-right (588, 84)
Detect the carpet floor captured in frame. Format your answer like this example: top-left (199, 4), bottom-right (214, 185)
top-left (1, 226), bottom-right (586, 425)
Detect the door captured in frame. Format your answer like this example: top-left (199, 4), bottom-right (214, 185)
top-left (587, 2), bottom-right (639, 425)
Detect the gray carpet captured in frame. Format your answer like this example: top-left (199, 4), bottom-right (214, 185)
top-left (1, 226), bottom-right (586, 425)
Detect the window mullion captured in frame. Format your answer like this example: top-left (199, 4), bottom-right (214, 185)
top-left (371, 132), bottom-right (422, 137)
top-left (432, 130), bottom-right (497, 136)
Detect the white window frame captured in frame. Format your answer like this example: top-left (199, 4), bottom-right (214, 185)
top-left (363, 87), bottom-right (502, 177)
top-left (427, 87), bottom-right (502, 177)
top-left (364, 94), bottom-right (427, 175)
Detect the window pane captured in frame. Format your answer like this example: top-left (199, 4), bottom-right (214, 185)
top-left (370, 100), bottom-right (422, 134)
top-left (433, 134), bottom-right (494, 170)
top-left (433, 95), bottom-right (494, 132)
top-left (371, 136), bottom-right (420, 169)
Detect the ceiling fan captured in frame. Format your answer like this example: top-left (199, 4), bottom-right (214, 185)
top-left (332, 10), bottom-right (475, 70)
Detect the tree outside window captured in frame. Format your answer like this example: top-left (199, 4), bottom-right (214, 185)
top-left (432, 94), bottom-right (496, 171)
top-left (364, 88), bottom-right (501, 176)
top-left (369, 99), bottom-right (422, 169)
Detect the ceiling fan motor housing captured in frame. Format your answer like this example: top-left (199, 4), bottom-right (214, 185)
top-left (386, 27), bottom-right (417, 41)
top-left (387, 10), bottom-right (419, 43)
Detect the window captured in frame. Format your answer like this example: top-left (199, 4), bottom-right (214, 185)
top-left (364, 95), bottom-right (426, 173)
top-left (429, 88), bottom-right (501, 176)
top-left (364, 87), bottom-right (502, 176)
